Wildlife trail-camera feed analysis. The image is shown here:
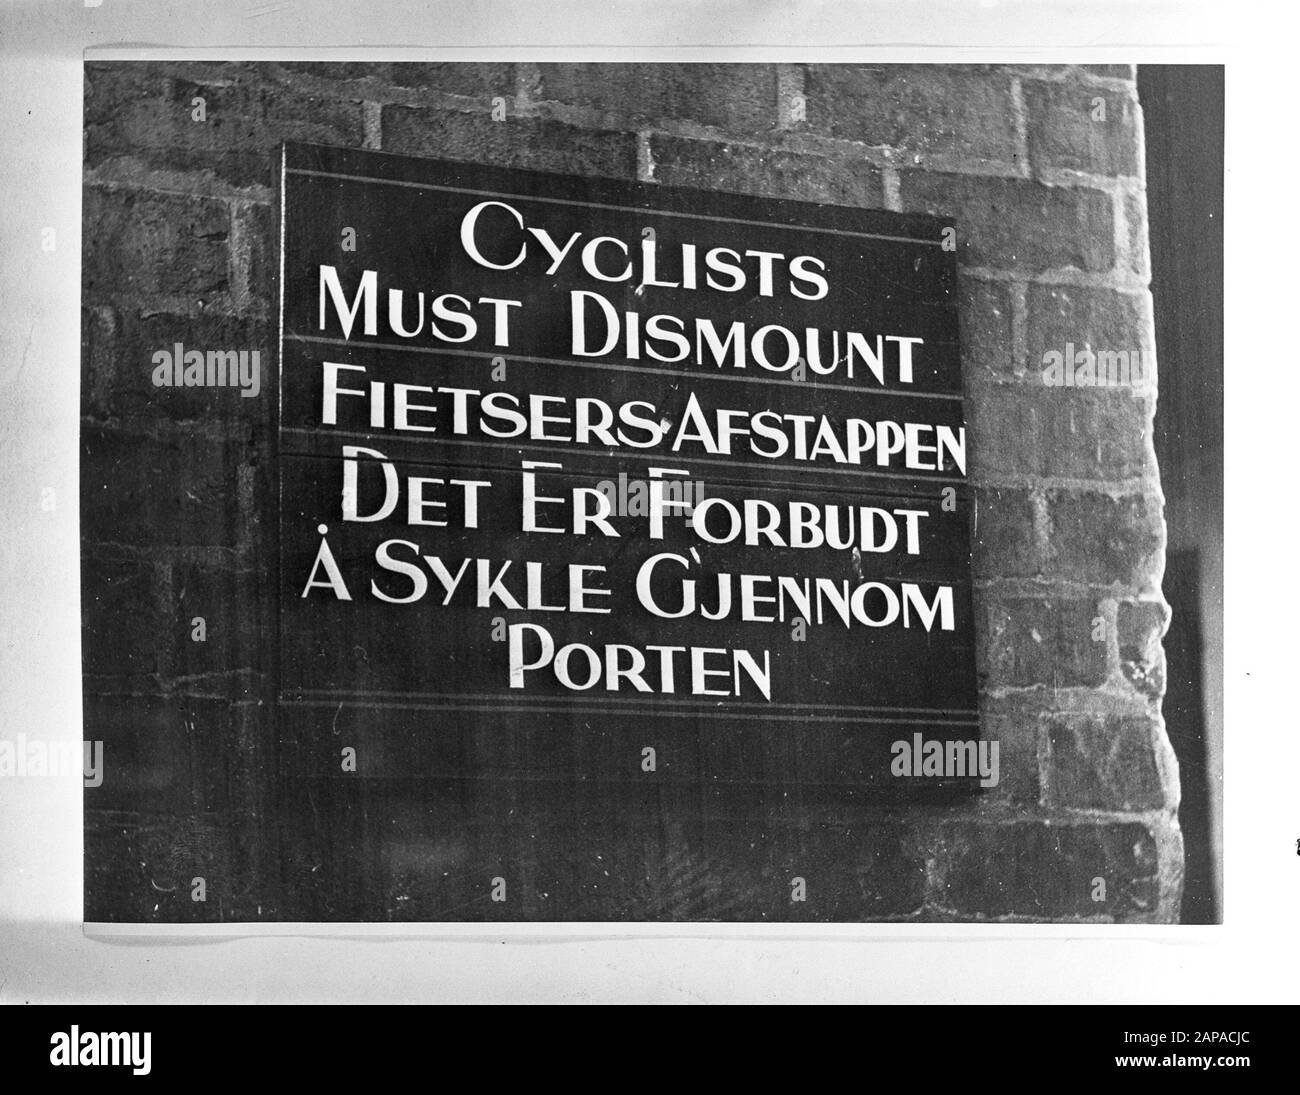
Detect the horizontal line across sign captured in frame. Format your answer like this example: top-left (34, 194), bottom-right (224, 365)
top-left (283, 333), bottom-right (965, 401)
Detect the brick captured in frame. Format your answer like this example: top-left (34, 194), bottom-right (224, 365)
top-left (1082, 64), bottom-right (1136, 80)
top-left (1122, 189), bottom-right (1151, 280)
top-left (977, 715), bottom-right (1041, 807)
top-left (648, 134), bottom-right (883, 207)
top-left (1117, 599), bottom-right (1169, 699)
top-left (846, 824), bottom-right (930, 917)
top-left (383, 62), bottom-right (516, 98)
top-left (1046, 714), bottom-right (1168, 811)
top-left (171, 564), bottom-right (269, 690)
top-left (274, 61), bottom-right (390, 82)
top-left (934, 820), bottom-right (1159, 919)
top-left (83, 187), bottom-right (230, 302)
top-left (81, 427), bottom-right (247, 550)
top-left (972, 486), bottom-right (1039, 579)
top-left (1005, 65), bottom-right (1134, 83)
top-left (1024, 81), bottom-right (1139, 176)
top-left (81, 547), bottom-right (268, 688)
top-left (242, 202), bottom-right (276, 307)
top-left (81, 305), bottom-right (272, 423)
top-left (1027, 283), bottom-right (1154, 384)
top-left (381, 105), bottom-right (638, 180)
top-left (86, 63), bottom-right (364, 189)
top-left (805, 65), bottom-right (1020, 164)
top-left (966, 385), bottom-right (1154, 480)
top-left (85, 693), bottom-right (279, 921)
top-left (1044, 490), bottom-right (1164, 587)
top-left (982, 596), bottom-right (1109, 689)
top-left (958, 276), bottom-right (1016, 378)
top-left (83, 694), bottom-right (239, 814)
top-left (899, 172), bottom-right (1114, 273)
top-left (535, 63), bottom-right (778, 132)
top-left (260, 86), bottom-right (367, 148)
top-left (81, 552), bottom-right (169, 679)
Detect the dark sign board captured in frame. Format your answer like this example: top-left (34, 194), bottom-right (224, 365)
top-left (278, 142), bottom-right (979, 804)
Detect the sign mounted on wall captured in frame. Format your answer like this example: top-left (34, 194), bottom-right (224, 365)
top-left (278, 141), bottom-right (978, 796)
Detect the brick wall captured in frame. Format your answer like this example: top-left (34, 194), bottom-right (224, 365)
top-left (82, 61), bottom-right (1181, 922)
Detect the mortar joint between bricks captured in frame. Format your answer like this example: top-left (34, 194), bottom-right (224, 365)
top-left (227, 199), bottom-right (254, 313)
top-left (101, 297), bottom-right (271, 323)
top-left (1032, 715), bottom-right (1052, 809)
top-left (772, 132), bottom-right (910, 170)
top-left (1029, 486), bottom-right (1051, 564)
top-left (362, 102), bottom-right (382, 150)
top-left (958, 265), bottom-right (1150, 293)
top-left (514, 63), bottom-right (541, 109)
top-left (1036, 167), bottom-right (1144, 194)
top-left (979, 681), bottom-right (1161, 707)
top-left (881, 167), bottom-right (901, 212)
top-left (972, 582), bottom-right (1160, 606)
top-left (1009, 75), bottom-right (1031, 180)
top-left (83, 165), bottom-right (275, 205)
top-left (882, 152), bottom-right (1028, 180)
top-left (1009, 280), bottom-right (1029, 375)
top-left (968, 472), bottom-right (1161, 498)
top-left (1100, 596), bottom-right (1122, 684)
top-left (1038, 808), bottom-right (1176, 831)
top-left (260, 66), bottom-right (492, 115)
top-left (636, 130), bottom-right (656, 183)
top-left (774, 63), bottom-right (806, 132)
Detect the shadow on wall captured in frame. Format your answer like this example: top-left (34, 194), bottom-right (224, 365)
top-left (1137, 65), bottom-right (1224, 923)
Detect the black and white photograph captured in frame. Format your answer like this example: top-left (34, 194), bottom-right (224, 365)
top-left (0, 0), bottom-right (1284, 1048)
top-left (74, 57), bottom-right (1219, 926)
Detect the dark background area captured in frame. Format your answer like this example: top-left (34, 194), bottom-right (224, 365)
top-left (1138, 65), bottom-right (1224, 923)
